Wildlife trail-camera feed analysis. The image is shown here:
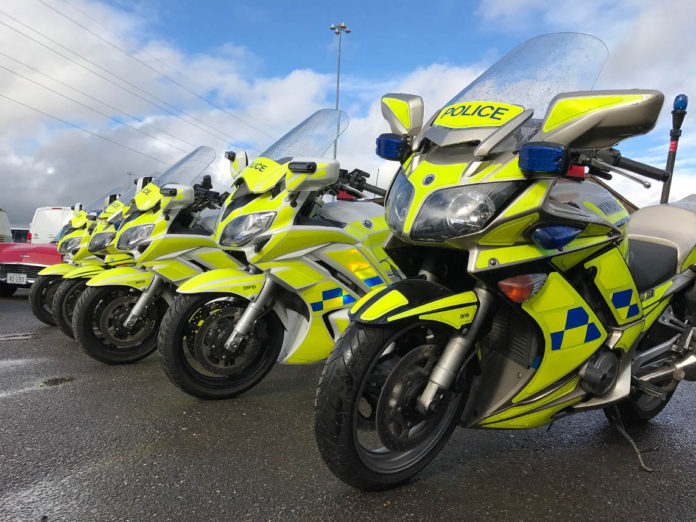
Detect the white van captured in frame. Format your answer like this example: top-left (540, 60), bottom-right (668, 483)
top-left (29, 207), bottom-right (73, 244)
top-left (0, 209), bottom-right (11, 243)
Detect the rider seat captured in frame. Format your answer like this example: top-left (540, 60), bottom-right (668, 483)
top-left (626, 196), bottom-right (696, 292)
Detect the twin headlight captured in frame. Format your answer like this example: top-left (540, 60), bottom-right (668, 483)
top-left (88, 232), bottom-right (116, 253)
top-left (219, 212), bottom-right (275, 247)
top-left (58, 236), bottom-right (83, 255)
top-left (386, 170), bottom-right (522, 241)
top-left (116, 224), bottom-right (154, 251)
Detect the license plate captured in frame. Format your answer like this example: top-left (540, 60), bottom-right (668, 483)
top-left (7, 273), bottom-right (27, 285)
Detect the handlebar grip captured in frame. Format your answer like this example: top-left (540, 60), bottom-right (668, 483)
top-left (615, 156), bottom-right (670, 182)
top-left (362, 183), bottom-right (386, 197)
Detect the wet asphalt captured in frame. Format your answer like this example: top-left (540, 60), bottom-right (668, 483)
top-left (2, 290), bottom-right (696, 521)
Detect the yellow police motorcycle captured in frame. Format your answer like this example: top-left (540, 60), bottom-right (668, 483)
top-left (28, 190), bottom-right (124, 326)
top-left (72, 147), bottom-right (244, 364)
top-left (51, 183), bottom-right (147, 338)
top-left (314, 33), bottom-right (696, 490)
top-left (158, 109), bottom-right (400, 399)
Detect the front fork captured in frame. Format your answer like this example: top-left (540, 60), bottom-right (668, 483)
top-left (418, 285), bottom-right (495, 412)
top-left (223, 279), bottom-right (277, 351)
top-left (123, 275), bottom-right (166, 328)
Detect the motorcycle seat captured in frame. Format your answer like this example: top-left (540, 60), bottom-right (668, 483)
top-left (317, 201), bottom-right (384, 224)
top-left (626, 198), bottom-right (696, 291)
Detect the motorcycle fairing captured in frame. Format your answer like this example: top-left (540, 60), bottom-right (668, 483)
top-left (177, 268), bottom-right (264, 298)
top-left (64, 264), bottom-right (105, 279)
top-left (86, 266), bottom-right (153, 291)
top-left (38, 263), bottom-right (78, 276)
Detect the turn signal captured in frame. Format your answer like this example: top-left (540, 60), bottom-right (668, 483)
top-left (498, 274), bottom-right (547, 303)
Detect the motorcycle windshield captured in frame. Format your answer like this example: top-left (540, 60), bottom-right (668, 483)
top-left (153, 146), bottom-right (217, 188)
top-left (428, 33), bottom-right (608, 148)
top-left (259, 109), bottom-right (349, 162)
top-left (85, 186), bottom-right (126, 213)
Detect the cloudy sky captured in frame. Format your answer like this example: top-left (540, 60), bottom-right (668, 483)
top-left (0, 0), bottom-right (694, 224)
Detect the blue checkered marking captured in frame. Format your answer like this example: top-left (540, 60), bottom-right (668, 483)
top-left (322, 288), bottom-right (342, 300)
top-left (364, 276), bottom-right (383, 287)
top-left (550, 306), bottom-right (602, 351)
top-left (611, 289), bottom-right (632, 308)
top-left (626, 303), bottom-right (640, 318)
top-left (343, 294), bottom-right (356, 305)
top-left (311, 302), bottom-right (324, 312)
top-left (310, 287), bottom-right (356, 313)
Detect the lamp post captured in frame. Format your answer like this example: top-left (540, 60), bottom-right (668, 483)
top-left (330, 22), bottom-right (350, 159)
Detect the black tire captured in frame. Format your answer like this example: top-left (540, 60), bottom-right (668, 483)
top-left (28, 275), bottom-right (62, 325)
top-left (72, 285), bottom-right (167, 364)
top-left (314, 322), bottom-right (468, 491)
top-left (0, 282), bottom-right (17, 297)
top-left (51, 278), bottom-right (87, 339)
top-left (605, 387), bottom-right (676, 426)
top-left (158, 293), bottom-right (283, 399)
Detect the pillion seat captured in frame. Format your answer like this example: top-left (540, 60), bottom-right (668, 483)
top-left (626, 196), bottom-right (696, 292)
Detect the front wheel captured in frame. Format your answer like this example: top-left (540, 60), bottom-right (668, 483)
top-left (158, 293), bottom-right (283, 399)
top-left (72, 285), bottom-right (167, 364)
top-left (314, 322), bottom-right (468, 491)
top-left (51, 278), bottom-right (87, 338)
top-left (28, 275), bottom-right (62, 325)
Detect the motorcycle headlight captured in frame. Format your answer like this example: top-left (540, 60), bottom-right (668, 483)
top-left (385, 170), bottom-right (414, 234)
top-left (411, 182), bottom-right (523, 241)
top-left (116, 224), bottom-right (154, 251)
top-left (88, 232), bottom-right (116, 253)
top-left (219, 212), bottom-right (275, 247)
top-left (58, 236), bottom-right (82, 254)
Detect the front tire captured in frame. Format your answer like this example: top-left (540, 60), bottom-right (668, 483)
top-left (29, 275), bottom-right (62, 325)
top-left (158, 293), bottom-right (283, 399)
top-left (314, 322), bottom-right (467, 491)
top-left (72, 285), bottom-right (166, 364)
top-left (51, 278), bottom-right (87, 338)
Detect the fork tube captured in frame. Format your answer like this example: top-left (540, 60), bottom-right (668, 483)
top-left (123, 275), bottom-right (163, 328)
top-left (223, 279), bottom-right (276, 351)
top-left (418, 285), bottom-right (494, 412)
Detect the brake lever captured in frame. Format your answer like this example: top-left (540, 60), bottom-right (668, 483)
top-left (590, 157), bottom-right (651, 188)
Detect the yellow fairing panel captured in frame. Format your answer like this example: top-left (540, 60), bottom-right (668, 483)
top-left (543, 94), bottom-right (645, 133)
top-left (86, 266), bottom-right (153, 291)
top-left (133, 183), bottom-right (161, 211)
top-left (387, 292), bottom-right (478, 326)
top-left (139, 235), bottom-right (218, 262)
top-left (433, 101), bottom-right (524, 129)
top-left (516, 273), bottom-right (606, 402)
top-left (38, 263), bottom-right (76, 276)
top-left (177, 268), bottom-right (264, 298)
top-left (239, 158), bottom-right (284, 193)
top-left (382, 96), bottom-right (412, 130)
top-left (64, 265), bottom-right (105, 279)
top-left (585, 248), bottom-right (642, 325)
top-left (142, 259), bottom-right (199, 284)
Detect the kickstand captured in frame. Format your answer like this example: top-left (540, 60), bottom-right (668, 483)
top-left (605, 405), bottom-right (654, 472)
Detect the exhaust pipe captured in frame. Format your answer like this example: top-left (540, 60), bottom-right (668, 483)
top-left (639, 352), bottom-right (696, 383)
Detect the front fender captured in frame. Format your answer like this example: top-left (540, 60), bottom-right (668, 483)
top-left (64, 265), bottom-right (105, 279)
top-left (86, 266), bottom-right (153, 291)
top-left (350, 279), bottom-right (479, 329)
top-left (177, 268), bottom-right (265, 299)
top-left (38, 263), bottom-right (75, 276)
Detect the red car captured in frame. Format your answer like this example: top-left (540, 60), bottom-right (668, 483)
top-left (0, 242), bottom-right (62, 297)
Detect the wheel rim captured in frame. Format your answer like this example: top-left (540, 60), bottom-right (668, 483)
top-left (41, 278), bottom-right (61, 314)
top-left (179, 298), bottom-right (275, 389)
top-left (62, 281), bottom-right (85, 326)
top-left (91, 288), bottom-right (158, 350)
top-left (352, 325), bottom-right (463, 475)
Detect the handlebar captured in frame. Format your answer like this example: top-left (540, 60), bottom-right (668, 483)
top-left (338, 168), bottom-right (386, 197)
top-left (595, 149), bottom-right (670, 182)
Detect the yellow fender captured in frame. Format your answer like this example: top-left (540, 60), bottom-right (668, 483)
top-left (177, 268), bottom-right (265, 299)
top-left (86, 266), bottom-right (153, 291)
top-left (350, 279), bottom-right (478, 329)
top-left (38, 263), bottom-right (75, 276)
top-left (64, 265), bottom-right (106, 279)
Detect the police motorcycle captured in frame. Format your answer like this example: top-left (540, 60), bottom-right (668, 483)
top-left (158, 108), bottom-right (401, 399)
top-left (71, 147), bottom-right (247, 365)
top-left (50, 184), bottom-right (145, 338)
top-left (29, 188), bottom-right (129, 326)
top-left (314, 33), bottom-right (696, 490)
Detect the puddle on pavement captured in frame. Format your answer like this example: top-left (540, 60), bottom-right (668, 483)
top-left (40, 376), bottom-right (75, 387)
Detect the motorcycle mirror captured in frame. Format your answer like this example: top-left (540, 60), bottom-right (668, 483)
top-left (86, 210), bottom-right (99, 220)
top-left (73, 202), bottom-right (83, 213)
top-left (135, 176), bottom-right (153, 192)
top-left (201, 175), bottom-right (213, 190)
top-left (105, 193), bottom-right (120, 207)
top-left (226, 149), bottom-right (249, 176)
top-left (381, 93), bottom-right (424, 137)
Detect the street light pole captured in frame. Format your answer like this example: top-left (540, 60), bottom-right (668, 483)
top-left (330, 22), bottom-right (350, 159)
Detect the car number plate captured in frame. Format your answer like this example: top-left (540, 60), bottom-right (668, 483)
top-left (7, 273), bottom-right (27, 285)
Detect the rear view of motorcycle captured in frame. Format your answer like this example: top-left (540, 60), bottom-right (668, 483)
top-left (314, 32), bottom-right (696, 490)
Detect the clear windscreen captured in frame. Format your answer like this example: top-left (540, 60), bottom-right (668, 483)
top-left (258, 109), bottom-right (349, 162)
top-left (153, 146), bottom-right (216, 188)
top-left (85, 186), bottom-right (127, 213)
top-left (436, 33), bottom-right (608, 150)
